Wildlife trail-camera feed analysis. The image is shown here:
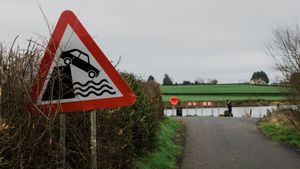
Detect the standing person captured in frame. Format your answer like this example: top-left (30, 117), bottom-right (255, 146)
top-left (226, 99), bottom-right (233, 117)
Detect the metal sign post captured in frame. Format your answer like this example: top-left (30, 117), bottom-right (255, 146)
top-left (30, 10), bottom-right (136, 169)
top-left (90, 110), bottom-right (97, 169)
top-left (169, 96), bottom-right (179, 116)
top-left (186, 106), bottom-right (189, 116)
top-left (172, 106), bottom-right (175, 116)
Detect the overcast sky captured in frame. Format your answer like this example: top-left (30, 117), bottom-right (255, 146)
top-left (1, 0), bottom-right (300, 83)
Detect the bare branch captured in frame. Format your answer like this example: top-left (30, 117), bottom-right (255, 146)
top-left (114, 55), bottom-right (123, 68)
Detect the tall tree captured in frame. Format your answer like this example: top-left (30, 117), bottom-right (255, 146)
top-left (182, 80), bottom-right (192, 85)
top-left (162, 74), bottom-right (173, 85)
top-left (267, 25), bottom-right (300, 123)
top-left (267, 26), bottom-right (300, 80)
top-left (209, 79), bottom-right (218, 84)
top-left (290, 72), bottom-right (300, 101)
top-left (194, 77), bottom-right (205, 84)
top-left (147, 75), bottom-right (155, 82)
top-left (250, 71), bottom-right (269, 84)
top-left (206, 78), bottom-right (218, 84)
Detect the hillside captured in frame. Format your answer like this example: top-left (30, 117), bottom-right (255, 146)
top-left (161, 84), bottom-right (289, 102)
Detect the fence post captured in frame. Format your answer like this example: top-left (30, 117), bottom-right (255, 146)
top-left (187, 107), bottom-right (189, 116)
top-left (172, 106), bottom-right (175, 116)
top-left (259, 109), bottom-right (262, 118)
top-left (211, 103), bottom-right (213, 116)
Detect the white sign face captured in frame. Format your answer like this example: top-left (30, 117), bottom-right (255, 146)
top-left (32, 10), bottom-right (135, 113)
top-left (37, 25), bottom-right (122, 105)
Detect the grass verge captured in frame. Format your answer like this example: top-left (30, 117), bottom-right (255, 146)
top-left (135, 118), bottom-right (183, 169)
top-left (162, 95), bottom-right (287, 102)
top-left (259, 120), bottom-right (300, 147)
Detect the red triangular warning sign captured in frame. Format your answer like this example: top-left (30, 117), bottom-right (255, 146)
top-left (31, 10), bottom-right (136, 113)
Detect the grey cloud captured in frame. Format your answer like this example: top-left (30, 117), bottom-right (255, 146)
top-left (1, 0), bottom-right (300, 83)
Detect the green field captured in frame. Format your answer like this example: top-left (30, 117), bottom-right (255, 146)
top-left (161, 84), bottom-right (289, 102)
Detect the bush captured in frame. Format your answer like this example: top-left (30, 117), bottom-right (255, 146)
top-left (259, 122), bottom-right (300, 146)
top-left (94, 73), bottom-right (164, 168)
top-left (259, 109), bottom-right (300, 147)
top-left (0, 42), bottom-right (164, 168)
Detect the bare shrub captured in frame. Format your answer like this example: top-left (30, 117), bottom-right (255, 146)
top-left (0, 40), bottom-right (67, 168)
top-left (267, 25), bottom-right (300, 122)
top-left (269, 109), bottom-right (300, 131)
top-left (267, 26), bottom-right (300, 80)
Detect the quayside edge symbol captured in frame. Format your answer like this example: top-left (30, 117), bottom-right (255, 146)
top-left (61, 49), bottom-right (99, 78)
top-left (41, 49), bottom-right (116, 101)
top-left (31, 10), bottom-right (136, 113)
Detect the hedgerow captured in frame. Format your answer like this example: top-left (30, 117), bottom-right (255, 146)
top-left (0, 41), bottom-right (164, 169)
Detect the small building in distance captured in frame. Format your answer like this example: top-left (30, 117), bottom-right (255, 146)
top-left (249, 79), bottom-right (267, 85)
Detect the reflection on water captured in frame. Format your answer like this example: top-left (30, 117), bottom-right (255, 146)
top-left (164, 106), bottom-right (276, 118)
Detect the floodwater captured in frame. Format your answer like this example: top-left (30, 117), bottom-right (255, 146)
top-left (164, 106), bottom-right (277, 118)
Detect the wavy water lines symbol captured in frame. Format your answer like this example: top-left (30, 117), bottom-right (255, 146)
top-left (73, 79), bottom-right (116, 97)
top-left (74, 90), bottom-right (116, 97)
top-left (73, 79), bottom-right (109, 87)
top-left (74, 84), bottom-right (113, 92)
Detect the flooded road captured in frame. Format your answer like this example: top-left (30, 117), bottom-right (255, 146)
top-left (165, 106), bottom-right (276, 118)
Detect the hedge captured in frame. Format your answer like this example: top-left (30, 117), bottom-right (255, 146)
top-left (0, 43), bottom-right (164, 169)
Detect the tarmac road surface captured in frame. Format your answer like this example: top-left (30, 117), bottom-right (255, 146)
top-left (178, 117), bottom-right (300, 169)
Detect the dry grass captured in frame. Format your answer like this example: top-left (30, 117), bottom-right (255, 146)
top-left (259, 109), bottom-right (300, 147)
top-left (267, 109), bottom-right (300, 131)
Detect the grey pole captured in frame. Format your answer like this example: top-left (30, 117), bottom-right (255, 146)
top-left (91, 110), bottom-right (97, 169)
top-left (172, 106), bottom-right (175, 116)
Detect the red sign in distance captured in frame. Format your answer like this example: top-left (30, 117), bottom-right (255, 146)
top-left (169, 96), bottom-right (179, 106)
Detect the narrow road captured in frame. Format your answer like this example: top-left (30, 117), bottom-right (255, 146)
top-left (179, 117), bottom-right (300, 169)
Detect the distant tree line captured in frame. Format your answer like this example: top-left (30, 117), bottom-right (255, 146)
top-left (158, 71), bottom-right (272, 86)
top-left (159, 74), bottom-right (218, 85)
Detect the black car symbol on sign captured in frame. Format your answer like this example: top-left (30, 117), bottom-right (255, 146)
top-left (60, 49), bottom-right (100, 78)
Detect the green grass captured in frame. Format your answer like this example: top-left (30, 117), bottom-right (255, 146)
top-left (161, 84), bottom-right (289, 102)
top-left (135, 118), bottom-right (183, 169)
top-left (161, 84), bottom-right (289, 94)
top-left (259, 122), bottom-right (300, 147)
top-left (162, 95), bottom-right (288, 102)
